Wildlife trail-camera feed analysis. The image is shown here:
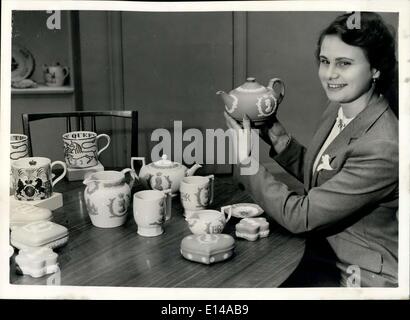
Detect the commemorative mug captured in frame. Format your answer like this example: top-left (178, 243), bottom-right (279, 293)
top-left (63, 131), bottom-right (110, 168)
top-left (43, 63), bottom-right (69, 87)
top-left (10, 134), bottom-right (29, 194)
top-left (10, 134), bottom-right (29, 160)
top-left (179, 175), bottom-right (214, 218)
top-left (12, 157), bottom-right (67, 201)
top-left (133, 189), bottom-right (172, 237)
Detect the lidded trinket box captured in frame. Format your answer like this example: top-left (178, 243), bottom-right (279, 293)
top-left (180, 234), bottom-right (235, 264)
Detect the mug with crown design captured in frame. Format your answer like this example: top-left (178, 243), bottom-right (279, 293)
top-left (11, 157), bottom-right (66, 201)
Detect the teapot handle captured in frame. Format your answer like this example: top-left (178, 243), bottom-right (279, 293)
top-left (62, 66), bottom-right (70, 79)
top-left (220, 205), bottom-right (232, 223)
top-left (130, 157), bottom-right (146, 175)
top-left (267, 78), bottom-right (285, 105)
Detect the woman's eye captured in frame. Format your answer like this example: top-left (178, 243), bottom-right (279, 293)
top-left (319, 59), bottom-right (329, 65)
top-left (337, 61), bottom-right (351, 67)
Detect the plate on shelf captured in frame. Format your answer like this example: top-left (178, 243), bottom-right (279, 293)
top-left (12, 44), bottom-right (35, 82)
top-left (224, 203), bottom-right (264, 219)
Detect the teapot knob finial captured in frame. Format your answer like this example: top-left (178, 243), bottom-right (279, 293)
top-left (246, 77), bottom-right (256, 82)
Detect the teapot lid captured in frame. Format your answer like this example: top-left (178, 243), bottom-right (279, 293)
top-left (152, 155), bottom-right (179, 169)
top-left (237, 77), bottom-right (265, 92)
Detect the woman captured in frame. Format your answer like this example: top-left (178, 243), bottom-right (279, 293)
top-left (225, 12), bottom-right (398, 287)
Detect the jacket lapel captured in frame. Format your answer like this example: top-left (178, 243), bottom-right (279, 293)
top-left (305, 95), bottom-right (389, 190)
top-left (304, 102), bottom-right (339, 191)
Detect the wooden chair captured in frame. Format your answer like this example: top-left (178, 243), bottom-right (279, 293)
top-left (22, 110), bottom-right (138, 158)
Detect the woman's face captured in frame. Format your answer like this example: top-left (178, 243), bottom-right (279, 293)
top-left (318, 35), bottom-right (378, 104)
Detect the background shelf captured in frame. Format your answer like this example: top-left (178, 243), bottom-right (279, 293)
top-left (11, 84), bottom-right (74, 95)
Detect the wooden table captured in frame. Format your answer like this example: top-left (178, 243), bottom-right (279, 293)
top-left (9, 174), bottom-right (306, 287)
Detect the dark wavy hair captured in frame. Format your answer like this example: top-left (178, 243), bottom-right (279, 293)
top-left (315, 12), bottom-right (398, 113)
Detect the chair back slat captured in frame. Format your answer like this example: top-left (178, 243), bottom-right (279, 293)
top-left (66, 117), bottom-right (71, 132)
top-left (91, 116), bottom-right (96, 132)
top-left (21, 110), bottom-right (138, 158)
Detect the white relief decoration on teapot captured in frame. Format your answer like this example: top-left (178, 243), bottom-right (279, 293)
top-left (256, 93), bottom-right (277, 117)
top-left (225, 94), bottom-right (239, 114)
top-left (236, 86), bottom-right (265, 93)
top-left (151, 162), bottom-right (179, 169)
top-left (150, 173), bottom-right (172, 191)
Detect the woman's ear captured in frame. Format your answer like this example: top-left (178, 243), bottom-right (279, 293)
top-left (372, 69), bottom-right (381, 80)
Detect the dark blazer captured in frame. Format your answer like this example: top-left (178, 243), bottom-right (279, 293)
top-left (236, 95), bottom-right (398, 287)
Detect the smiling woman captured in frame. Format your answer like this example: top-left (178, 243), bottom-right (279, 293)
top-left (226, 12), bottom-right (399, 287)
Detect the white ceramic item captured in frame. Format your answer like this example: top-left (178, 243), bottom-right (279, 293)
top-left (10, 201), bottom-right (52, 230)
top-left (83, 168), bottom-right (134, 228)
top-left (63, 131), bottom-right (110, 168)
top-left (217, 77), bottom-right (285, 126)
top-left (185, 207), bottom-right (232, 235)
top-left (223, 203), bottom-right (264, 219)
top-left (11, 157), bottom-right (66, 201)
top-left (131, 154), bottom-right (202, 195)
top-left (133, 189), bottom-right (172, 237)
top-left (180, 175), bottom-right (214, 217)
top-left (10, 220), bottom-right (68, 250)
top-left (15, 247), bottom-right (59, 278)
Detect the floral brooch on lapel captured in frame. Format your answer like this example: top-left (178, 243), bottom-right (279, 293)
top-left (317, 154), bottom-right (334, 172)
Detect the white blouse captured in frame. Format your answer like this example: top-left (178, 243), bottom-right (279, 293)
top-left (312, 107), bottom-right (355, 174)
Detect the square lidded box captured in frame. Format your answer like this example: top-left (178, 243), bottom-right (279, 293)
top-left (11, 221), bottom-right (69, 250)
top-left (10, 202), bottom-right (52, 230)
top-left (180, 234), bottom-right (235, 264)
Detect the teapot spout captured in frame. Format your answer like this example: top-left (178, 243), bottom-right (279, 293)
top-left (186, 163), bottom-right (202, 176)
top-left (216, 90), bottom-right (230, 105)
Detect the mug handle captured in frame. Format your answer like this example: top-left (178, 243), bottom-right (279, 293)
top-left (206, 174), bottom-right (215, 205)
top-left (220, 205), bottom-right (232, 223)
top-left (267, 78), bottom-right (285, 105)
top-left (62, 67), bottom-right (70, 79)
top-left (163, 189), bottom-right (172, 221)
top-left (96, 134), bottom-right (111, 157)
top-left (51, 161), bottom-right (67, 187)
top-left (130, 157), bottom-right (146, 175)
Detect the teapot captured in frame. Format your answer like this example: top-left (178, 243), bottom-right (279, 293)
top-left (217, 77), bottom-right (285, 126)
top-left (131, 154), bottom-right (202, 195)
top-left (83, 168), bottom-right (135, 228)
top-left (185, 207), bottom-right (232, 235)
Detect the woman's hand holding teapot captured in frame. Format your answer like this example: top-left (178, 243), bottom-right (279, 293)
top-left (259, 117), bottom-right (291, 155)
